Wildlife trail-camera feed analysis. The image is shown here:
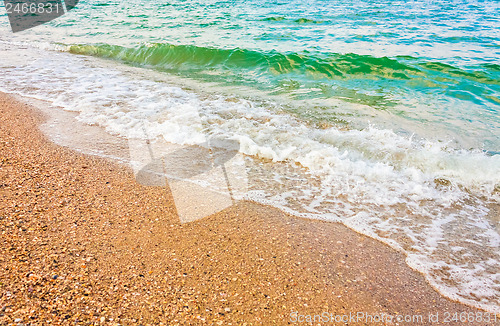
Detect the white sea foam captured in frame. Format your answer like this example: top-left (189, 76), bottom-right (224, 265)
top-left (0, 40), bottom-right (499, 314)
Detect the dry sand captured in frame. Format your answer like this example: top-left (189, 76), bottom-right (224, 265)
top-left (0, 92), bottom-right (497, 325)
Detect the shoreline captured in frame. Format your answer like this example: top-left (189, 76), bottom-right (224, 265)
top-left (0, 91), bottom-right (497, 324)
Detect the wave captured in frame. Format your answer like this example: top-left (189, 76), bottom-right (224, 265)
top-left (68, 42), bottom-right (422, 79)
top-left (67, 43), bottom-right (500, 106)
top-left (68, 43), bottom-right (497, 77)
top-left (261, 16), bottom-right (286, 21)
top-left (2, 39), bottom-right (500, 314)
top-left (261, 16), bottom-right (324, 23)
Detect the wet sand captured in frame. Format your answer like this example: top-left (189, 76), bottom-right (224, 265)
top-left (0, 92), bottom-right (497, 325)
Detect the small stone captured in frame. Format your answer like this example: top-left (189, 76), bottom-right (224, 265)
top-left (52, 275), bottom-right (58, 280)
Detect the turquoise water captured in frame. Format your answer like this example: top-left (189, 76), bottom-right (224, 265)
top-left (1, 0), bottom-right (500, 314)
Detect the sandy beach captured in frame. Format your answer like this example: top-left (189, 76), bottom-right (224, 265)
top-left (0, 91), bottom-right (497, 325)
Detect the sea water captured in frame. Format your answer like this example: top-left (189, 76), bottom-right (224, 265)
top-left (0, 0), bottom-right (499, 314)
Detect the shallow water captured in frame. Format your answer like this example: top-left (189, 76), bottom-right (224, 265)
top-left (0, 0), bottom-right (499, 314)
